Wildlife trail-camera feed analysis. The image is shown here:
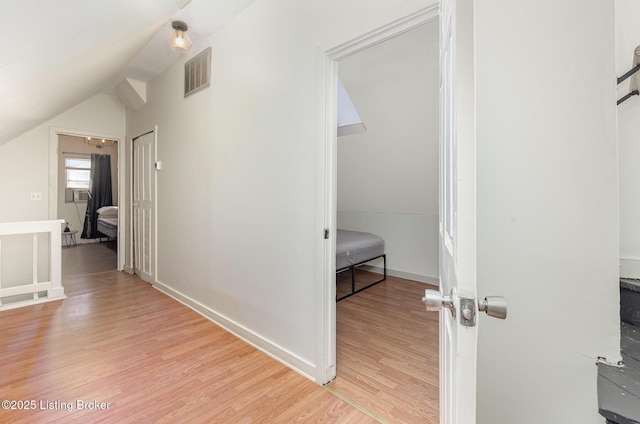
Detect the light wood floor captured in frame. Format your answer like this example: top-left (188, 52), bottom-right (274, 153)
top-left (62, 242), bottom-right (117, 277)
top-left (1, 257), bottom-right (439, 423)
top-left (333, 270), bottom-right (439, 423)
top-left (0, 272), bottom-right (375, 423)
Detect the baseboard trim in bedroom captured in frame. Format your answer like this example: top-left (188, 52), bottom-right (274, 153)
top-left (151, 279), bottom-right (317, 382)
top-left (359, 265), bottom-right (439, 286)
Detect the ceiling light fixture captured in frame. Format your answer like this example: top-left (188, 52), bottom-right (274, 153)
top-left (84, 137), bottom-right (116, 148)
top-left (169, 21), bottom-right (192, 54)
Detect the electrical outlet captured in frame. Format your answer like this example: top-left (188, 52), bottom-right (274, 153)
top-left (30, 192), bottom-right (42, 201)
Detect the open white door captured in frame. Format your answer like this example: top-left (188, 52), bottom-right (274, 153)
top-left (132, 131), bottom-right (155, 283)
top-left (425, 0), bottom-right (479, 422)
top-left (424, 2), bottom-right (508, 421)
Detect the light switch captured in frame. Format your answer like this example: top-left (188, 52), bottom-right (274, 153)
top-left (30, 192), bottom-right (42, 201)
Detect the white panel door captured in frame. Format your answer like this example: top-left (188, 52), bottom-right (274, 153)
top-left (133, 132), bottom-right (154, 283)
top-left (438, 0), bottom-right (477, 422)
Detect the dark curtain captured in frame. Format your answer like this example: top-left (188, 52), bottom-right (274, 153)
top-left (81, 154), bottom-right (113, 239)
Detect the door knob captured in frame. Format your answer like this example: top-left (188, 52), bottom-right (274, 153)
top-left (478, 296), bottom-right (507, 319)
top-left (422, 289), bottom-right (456, 319)
top-left (423, 290), bottom-right (507, 326)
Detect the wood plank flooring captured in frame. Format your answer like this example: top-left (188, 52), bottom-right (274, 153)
top-left (62, 242), bottom-right (117, 277)
top-left (333, 269), bottom-right (439, 423)
top-left (0, 272), bottom-right (375, 423)
top-left (1, 256), bottom-right (439, 423)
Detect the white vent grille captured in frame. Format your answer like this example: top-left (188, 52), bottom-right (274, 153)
top-left (184, 47), bottom-right (211, 97)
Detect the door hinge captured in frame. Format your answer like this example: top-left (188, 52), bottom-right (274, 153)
top-left (324, 228), bottom-right (329, 239)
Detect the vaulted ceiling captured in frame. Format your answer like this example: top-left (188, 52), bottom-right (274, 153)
top-left (0, 0), bottom-right (255, 146)
top-left (1, 0), bottom-right (638, 147)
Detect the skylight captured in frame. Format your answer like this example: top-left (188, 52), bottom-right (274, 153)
top-left (337, 79), bottom-right (366, 137)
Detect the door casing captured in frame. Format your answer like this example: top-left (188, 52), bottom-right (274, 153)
top-left (316, 6), bottom-right (440, 385)
top-left (48, 127), bottom-right (126, 271)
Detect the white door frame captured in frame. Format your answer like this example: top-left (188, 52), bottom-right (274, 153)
top-left (48, 127), bottom-right (126, 271)
top-left (316, 6), bottom-right (439, 385)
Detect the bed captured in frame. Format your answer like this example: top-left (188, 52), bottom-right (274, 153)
top-left (336, 229), bottom-right (386, 301)
top-left (96, 206), bottom-right (118, 241)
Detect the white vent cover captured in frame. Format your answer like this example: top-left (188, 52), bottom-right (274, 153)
top-left (184, 47), bottom-right (212, 97)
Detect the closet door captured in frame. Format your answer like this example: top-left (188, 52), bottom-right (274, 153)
top-left (133, 131), bottom-right (154, 283)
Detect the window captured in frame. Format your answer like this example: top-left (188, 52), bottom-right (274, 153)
top-left (65, 158), bottom-right (91, 189)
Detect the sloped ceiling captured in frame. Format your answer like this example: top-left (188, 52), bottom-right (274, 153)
top-left (1, 0), bottom-right (638, 147)
top-left (0, 0), bottom-right (255, 146)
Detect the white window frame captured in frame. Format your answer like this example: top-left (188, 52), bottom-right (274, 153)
top-left (65, 157), bottom-right (91, 189)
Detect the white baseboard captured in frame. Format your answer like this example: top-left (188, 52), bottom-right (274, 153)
top-left (152, 279), bottom-right (316, 381)
top-left (360, 265), bottom-right (439, 286)
top-left (0, 296), bottom-right (65, 312)
top-left (621, 259), bottom-right (640, 279)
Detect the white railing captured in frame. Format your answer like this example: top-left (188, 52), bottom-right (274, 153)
top-left (0, 220), bottom-right (66, 310)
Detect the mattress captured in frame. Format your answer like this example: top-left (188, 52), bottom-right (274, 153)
top-left (336, 229), bottom-right (385, 270)
top-left (97, 217), bottom-right (118, 238)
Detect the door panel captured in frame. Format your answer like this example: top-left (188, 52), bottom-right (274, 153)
top-left (133, 132), bottom-right (154, 283)
top-left (439, 0), bottom-right (477, 422)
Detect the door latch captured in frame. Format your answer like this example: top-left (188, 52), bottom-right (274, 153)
top-left (458, 296), bottom-right (507, 326)
top-left (423, 289), bottom-right (456, 319)
top-left (459, 297), bottom-right (476, 327)
top-left (422, 289), bottom-right (507, 327)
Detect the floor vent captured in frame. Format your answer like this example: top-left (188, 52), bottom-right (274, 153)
top-left (184, 47), bottom-right (211, 97)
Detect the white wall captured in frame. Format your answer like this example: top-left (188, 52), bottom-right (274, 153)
top-left (126, 0), bottom-right (436, 380)
top-left (0, 94), bottom-right (125, 282)
top-left (617, 0), bottom-right (640, 278)
top-left (0, 94), bottom-right (125, 224)
top-left (337, 21), bottom-right (439, 282)
top-left (475, 1), bottom-right (620, 423)
top-left (618, 100), bottom-right (640, 276)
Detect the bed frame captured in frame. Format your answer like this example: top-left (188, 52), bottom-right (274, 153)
top-left (97, 220), bottom-right (116, 237)
top-left (336, 254), bottom-right (387, 302)
top-left (97, 218), bottom-right (117, 247)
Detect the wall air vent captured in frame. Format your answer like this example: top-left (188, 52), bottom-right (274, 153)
top-left (184, 47), bottom-right (212, 97)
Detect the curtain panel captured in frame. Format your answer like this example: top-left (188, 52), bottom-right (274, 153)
top-left (81, 154), bottom-right (113, 239)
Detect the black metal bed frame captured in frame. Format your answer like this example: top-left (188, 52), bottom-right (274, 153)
top-left (97, 233), bottom-right (116, 249)
top-left (336, 253), bottom-right (386, 302)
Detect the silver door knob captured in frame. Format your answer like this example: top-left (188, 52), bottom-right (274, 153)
top-left (423, 289), bottom-right (456, 319)
top-left (478, 296), bottom-right (507, 319)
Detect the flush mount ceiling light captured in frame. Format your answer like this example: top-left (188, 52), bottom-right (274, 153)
top-left (169, 20), bottom-right (192, 54)
top-left (84, 137), bottom-right (116, 148)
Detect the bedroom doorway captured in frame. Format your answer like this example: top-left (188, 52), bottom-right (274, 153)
top-left (53, 131), bottom-right (124, 278)
top-left (324, 10), bottom-right (441, 423)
